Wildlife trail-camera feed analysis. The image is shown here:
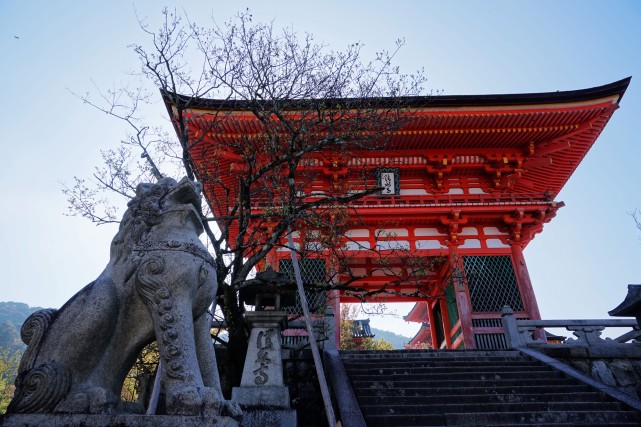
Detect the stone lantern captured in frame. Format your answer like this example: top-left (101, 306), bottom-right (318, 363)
top-left (232, 268), bottom-right (297, 426)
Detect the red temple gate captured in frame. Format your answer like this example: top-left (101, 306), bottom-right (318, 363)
top-left (164, 78), bottom-right (629, 349)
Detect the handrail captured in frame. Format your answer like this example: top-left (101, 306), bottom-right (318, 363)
top-left (501, 306), bottom-right (641, 348)
top-left (287, 231), bottom-right (336, 426)
top-left (518, 319), bottom-right (639, 328)
top-left (323, 349), bottom-right (367, 427)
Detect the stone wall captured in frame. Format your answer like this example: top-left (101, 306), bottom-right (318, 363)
top-left (282, 349), bottom-right (326, 427)
top-left (537, 345), bottom-right (641, 400)
top-left (563, 357), bottom-right (641, 400)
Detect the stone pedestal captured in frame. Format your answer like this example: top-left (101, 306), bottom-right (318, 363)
top-left (232, 311), bottom-right (296, 427)
top-left (0, 414), bottom-right (239, 427)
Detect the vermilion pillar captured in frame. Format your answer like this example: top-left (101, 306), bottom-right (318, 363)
top-left (510, 244), bottom-right (542, 320)
top-left (329, 290), bottom-right (340, 349)
top-left (449, 246), bottom-right (475, 349)
top-left (426, 301), bottom-right (439, 349)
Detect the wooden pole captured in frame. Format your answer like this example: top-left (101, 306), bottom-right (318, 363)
top-left (287, 230), bottom-right (337, 426)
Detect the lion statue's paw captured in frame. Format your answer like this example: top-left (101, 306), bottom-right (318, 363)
top-left (221, 400), bottom-right (243, 420)
top-left (166, 386), bottom-right (204, 415)
top-left (55, 387), bottom-right (118, 414)
top-left (202, 390), bottom-right (242, 419)
top-left (166, 386), bottom-right (241, 419)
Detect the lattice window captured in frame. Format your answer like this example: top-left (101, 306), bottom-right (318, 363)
top-left (444, 281), bottom-right (460, 329)
top-left (463, 256), bottom-right (524, 312)
top-left (279, 259), bottom-right (327, 314)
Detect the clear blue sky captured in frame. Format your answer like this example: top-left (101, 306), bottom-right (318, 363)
top-left (1, 1), bottom-right (640, 338)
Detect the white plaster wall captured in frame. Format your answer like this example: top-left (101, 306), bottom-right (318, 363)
top-left (484, 226), bottom-right (508, 235)
top-left (459, 239), bottom-right (481, 249)
top-left (400, 188), bottom-right (429, 195)
top-left (344, 241), bottom-right (371, 250)
top-left (415, 228), bottom-right (447, 236)
top-left (460, 227), bottom-right (478, 236)
top-left (345, 229), bottom-right (370, 238)
top-left (277, 242), bottom-right (300, 251)
top-left (375, 228), bottom-right (409, 237)
top-left (415, 239), bottom-right (447, 250)
top-left (376, 240), bottom-right (410, 250)
top-left (487, 238), bottom-right (510, 248)
top-left (468, 187), bottom-right (487, 194)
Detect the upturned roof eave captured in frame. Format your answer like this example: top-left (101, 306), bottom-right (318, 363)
top-left (161, 77), bottom-right (630, 112)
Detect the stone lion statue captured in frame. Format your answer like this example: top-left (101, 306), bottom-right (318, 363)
top-left (8, 177), bottom-right (240, 418)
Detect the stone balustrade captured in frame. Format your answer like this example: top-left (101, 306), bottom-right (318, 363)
top-left (501, 306), bottom-right (641, 402)
top-left (501, 306), bottom-right (641, 350)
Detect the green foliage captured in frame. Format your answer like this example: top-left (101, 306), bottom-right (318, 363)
top-left (370, 328), bottom-right (411, 349)
top-left (0, 347), bottom-right (21, 414)
top-left (405, 341), bottom-right (433, 350)
top-left (339, 304), bottom-right (394, 351)
top-left (340, 320), bottom-right (395, 350)
top-left (0, 302), bottom-right (46, 413)
top-left (358, 336), bottom-right (394, 351)
top-left (121, 342), bottom-right (159, 404)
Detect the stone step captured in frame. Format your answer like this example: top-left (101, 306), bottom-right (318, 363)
top-left (348, 369), bottom-right (563, 381)
top-left (346, 365), bottom-right (557, 375)
top-left (344, 357), bottom-right (526, 364)
top-left (353, 383), bottom-right (595, 397)
top-left (356, 391), bottom-right (613, 406)
top-left (359, 401), bottom-right (628, 416)
top-left (363, 412), bottom-right (443, 426)
top-left (351, 376), bottom-right (578, 389)
top-left (340, 350), bottom-right (521, 360)
top-left (444, 410), bottom-right (641, 426)
top-left (343, 359), bottom-right (550, 371)
top-left (341, 350), bottom-right (641, 426)
top-left (363, 410), bottom-right (641, 427)
top-left (341, 351), bottom-right (521, 358)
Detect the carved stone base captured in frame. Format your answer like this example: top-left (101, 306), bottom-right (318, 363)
top-left (240, 408), bottom-right (297, 427)
top-left (232, 385), bottom-right (290, 408)
top-left (1, 414), bottom-right (240, 427)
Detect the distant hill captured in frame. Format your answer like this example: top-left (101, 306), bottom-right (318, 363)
top-left (371, 327), bottom-right (411, 349)
top-left (0, 301), bottom-right (414, 350)
top-left (0, 302), bottom-right (44, 350)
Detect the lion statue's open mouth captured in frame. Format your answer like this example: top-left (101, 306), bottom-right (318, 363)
top-left (8, 177), bottom-right (240, 419)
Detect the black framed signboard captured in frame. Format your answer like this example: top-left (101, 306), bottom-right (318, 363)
top-left (376, 168), bottom-right (400, 195)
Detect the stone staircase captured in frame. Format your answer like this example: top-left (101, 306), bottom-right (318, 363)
top-left (340, 349), bottom-right (641, 426)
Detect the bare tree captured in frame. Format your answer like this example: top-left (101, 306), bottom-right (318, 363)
top-left (64, 8), bottom-right (437, 395)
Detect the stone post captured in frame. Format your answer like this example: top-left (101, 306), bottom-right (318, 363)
top-left (232, 311), bottom-right (290, 407)
top-left (501, 306), bottom-right (521, 349)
